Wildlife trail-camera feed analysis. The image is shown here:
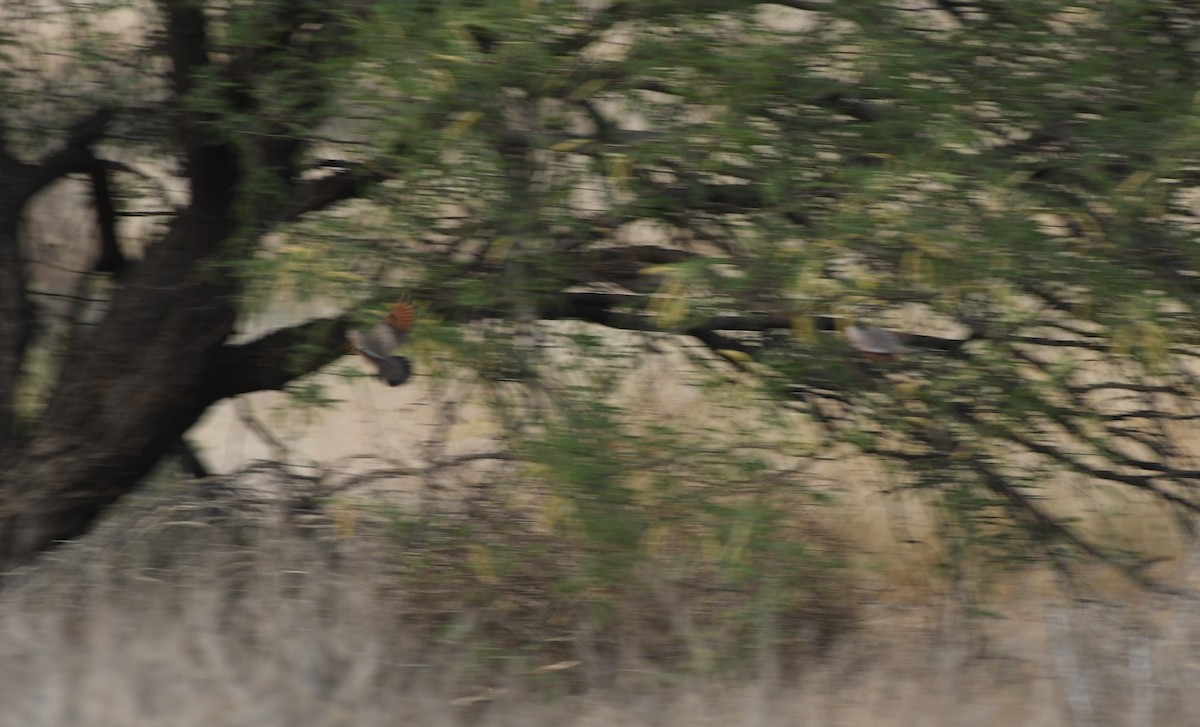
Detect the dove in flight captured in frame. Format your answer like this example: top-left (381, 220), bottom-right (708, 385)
top-left (845, 325), bottom-right (911, 362)
top-left (346, 300), bottom-right (415, 386)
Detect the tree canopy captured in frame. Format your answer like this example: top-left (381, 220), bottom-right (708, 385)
top-left (2, 0), bottom-right (1200, 578)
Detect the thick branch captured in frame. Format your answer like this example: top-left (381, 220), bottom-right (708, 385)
top-left (574, 245), bottom-right (698, 291)
top-left (207, 316), bottom-right (352, 400)
top-left (160, 0), bottom-right (209, 99)
top-left (174, 437), bottom-right (211, 479)
top-left (0, 108), bottom-right (114, 444)
top-left (772, 0), bottom-right (833, 11)
top-left (276, 166), bottom-right (386, 224)
top-left (160, 0), bottom-right (240, 211)
top-left (6, 108), bottom-right (114, 210)
top-left (0, 2), bottom-right (377, 570)
top-left (88, 156), bottom-right (126, 277)
top-left (0, 225), bottom-right (26, 445)
top-left (554, 288), bottom-right (970, 355)
top-left (225, 1), bottom-right (369, 223)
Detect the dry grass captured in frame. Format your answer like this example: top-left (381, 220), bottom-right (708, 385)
top-left (2, 469), bottom-right (1200, 727)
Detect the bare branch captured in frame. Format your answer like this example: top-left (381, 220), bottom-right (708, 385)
top-left (966, 453), bottom-right (1183, 594)
top-left (207, 316), bottom-right (352, 400)
top-left (87, 156), bottom-right (126, 277)
top-left (234, 398), bottom-right (289, 460)
top-left (319, 452), bottom-right (517, 497)
top-left (276, 166), bottom-right (385, 224)
top-left (174, 437), bottom-right (211, 479)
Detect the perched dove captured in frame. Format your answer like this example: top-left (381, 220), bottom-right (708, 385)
top-left (346, 300), bottom-right (415, 386)
top-left (845, 325), bottom-right (911, 362)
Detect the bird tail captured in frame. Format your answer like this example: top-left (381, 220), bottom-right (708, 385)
top-left (377, 355), bottom-right (412, 387)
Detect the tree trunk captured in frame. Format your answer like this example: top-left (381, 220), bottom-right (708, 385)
top-left (0, 203), bottom-right (239, 566)
top-left (0, 0), bottom-right (366, 571)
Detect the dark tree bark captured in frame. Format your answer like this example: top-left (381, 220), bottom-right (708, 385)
top-left (0, 0), bottom-right (362, 571)
top-left (0, 109), bottom-right (113, 446)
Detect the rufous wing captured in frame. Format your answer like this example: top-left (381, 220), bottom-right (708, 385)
top-left (346, 300), bottom-right (416, 385)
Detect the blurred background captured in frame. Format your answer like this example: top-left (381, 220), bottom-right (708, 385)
top-left (3, 1), bottom-right (1200, 724)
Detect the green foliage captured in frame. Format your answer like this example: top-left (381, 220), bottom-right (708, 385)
top-left (378, 376), bottom-right (853, 672)
top-left (10, 0), bottom-right (1200, 591)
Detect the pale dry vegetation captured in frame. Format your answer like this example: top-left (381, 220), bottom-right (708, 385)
top-left (2, 466), bottom-right (1199, 727)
